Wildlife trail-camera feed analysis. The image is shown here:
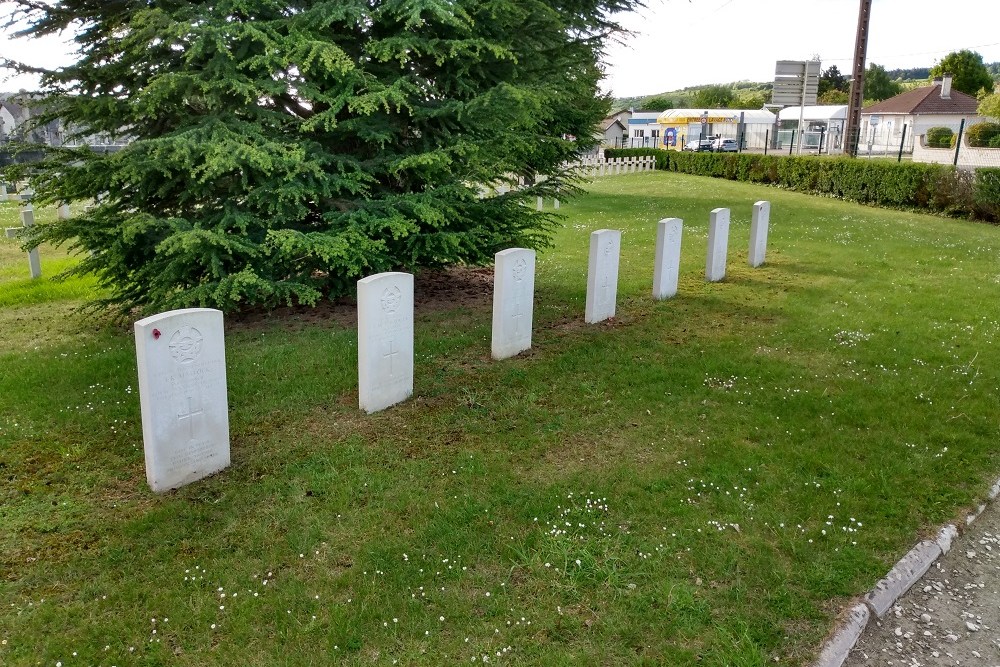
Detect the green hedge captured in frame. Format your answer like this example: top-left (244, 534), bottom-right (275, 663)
top-left (926, 126), bottom-right (955, 148)
top-left (632, 150), bottom-right (998, 222)
top-left (966, 122), bottom-right (1000, 148)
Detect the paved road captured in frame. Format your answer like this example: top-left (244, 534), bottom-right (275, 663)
top-left (845, 501), bottom-right (1000, 666)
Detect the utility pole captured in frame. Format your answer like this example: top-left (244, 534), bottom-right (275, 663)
top-left (843, 0), bottom-right (872, 158)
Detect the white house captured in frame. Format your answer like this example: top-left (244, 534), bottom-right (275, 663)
top-left (598, 115), bottom-right (628, 148)
top-left (860, 75), bottom-right (984, 156)
top-left (626, 111), bottom-right (665, 148)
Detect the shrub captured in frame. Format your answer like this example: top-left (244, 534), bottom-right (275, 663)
top-left (989, 134), bottom-right (1000, 148)
top-left (655, 151), bottom-right (997, 223)
top-left (965, 122), bottom-right (1000, 148)
top-left (974, 168), bottom-right (1000, 220)
top-left (926, 127), bottom-right (955, 148)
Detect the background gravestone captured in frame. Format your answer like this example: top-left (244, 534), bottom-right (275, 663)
top-left (653, 218), bottom-right (683, 300)
top-left (134, 308), bottom-right (230, 492)
top-left (585, 229), bottom-right (621, 323)
top-left (749, 200), bottom-right (770, 268)
top-left (358, 272), bottom-right (414, 413)
top-left (19, 196), bottom-right (42, 279)
top-left (705, 208), bottom-right (730, 282)
top-left (492, 248), bottom-right (536, 360)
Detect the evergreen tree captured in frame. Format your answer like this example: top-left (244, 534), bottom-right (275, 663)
top-left (930, 50), bottom-right (995, 97)
top-left (2, 0), bottom-right (639, 314)
top-left (818, 65), bottom-right (847, 96)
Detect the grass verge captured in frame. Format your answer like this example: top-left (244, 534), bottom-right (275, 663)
top-left (2, 175), bottom-right (999, 665)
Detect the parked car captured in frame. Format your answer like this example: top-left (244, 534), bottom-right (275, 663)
top-left (712, 137), bottom-right (738, 153)
top-left (683, 138), bottom-right (714, 152)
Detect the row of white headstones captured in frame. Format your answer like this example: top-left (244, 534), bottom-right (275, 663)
top-left (134, 201), bottom-right (770, 493)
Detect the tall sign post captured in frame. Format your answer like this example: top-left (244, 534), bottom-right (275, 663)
top-left (843, 0), bottom-right (874, 157)
top-left (772, 60), bottom-right (820, 155)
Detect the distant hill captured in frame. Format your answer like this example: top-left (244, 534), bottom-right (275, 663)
top-left (611, 80), bottom-right (772, 113)
top-left (885, 66), bottom-right (932, 81)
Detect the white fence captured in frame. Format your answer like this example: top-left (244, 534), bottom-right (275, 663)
top-left (571, 155), bottom-right (657, 177)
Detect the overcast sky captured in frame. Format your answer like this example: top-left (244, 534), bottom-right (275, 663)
top-left (1, 0), bottom-right (998, 97)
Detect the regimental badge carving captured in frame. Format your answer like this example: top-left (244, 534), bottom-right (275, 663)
top-left (604, 241), bottom-right (614, 256)
top-left (169, 326), bottom-right (203, 364)
top-left (381, 286), bottom-right (402, 314)
top-left (512, 257), bottom-right (528, 282)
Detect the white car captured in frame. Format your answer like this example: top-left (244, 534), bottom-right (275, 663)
top-left (684, 139), bottom-right (713, 152)
top-left (712, 138), bottom-right (738, 153)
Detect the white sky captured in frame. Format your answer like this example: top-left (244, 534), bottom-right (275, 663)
top-left (604, 0), bottom-right (1000, 96)
top-left (1, 0), bottom-right (999, 97)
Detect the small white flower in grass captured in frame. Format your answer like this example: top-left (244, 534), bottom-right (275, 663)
top-left (211, 624), bottom-right (216, 630)
top-left (440, 616), bottom-right (445, 622)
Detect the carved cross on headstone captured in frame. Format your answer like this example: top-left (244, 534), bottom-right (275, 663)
top-left (177, 395), bottom-right (204, 441)
top-left (383, 340), bottom-right (400, 378)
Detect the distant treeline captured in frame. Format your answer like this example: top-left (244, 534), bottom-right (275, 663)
top-left (616, 62), bottom-right (999, 115)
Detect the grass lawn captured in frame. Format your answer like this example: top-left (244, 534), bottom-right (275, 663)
top-left (2, 173), bottom-right (999, 666)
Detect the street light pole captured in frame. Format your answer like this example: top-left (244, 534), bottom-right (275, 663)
top-left (843, 0), bottom-right (873, 158)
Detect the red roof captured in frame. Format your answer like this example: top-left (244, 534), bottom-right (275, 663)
top-left (863, 83), bottom-right (980, 115)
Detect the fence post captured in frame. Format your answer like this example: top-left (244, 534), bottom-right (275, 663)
top-left (788, 131), bottom-right (795, 156)
top-left (764, 129), bottom-right (769, 156)
top-left (818, 127), bottom-right (826, 155)
top-left (953, 118), bottom-right (965, 167)
top-left (897, 123), bottom-right (908, 163)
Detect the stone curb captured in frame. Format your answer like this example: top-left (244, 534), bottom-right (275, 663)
top-left (863, 540), bottom-right (940, 618)
top-left (813, 604), bottom-right (870, 667)
top-left (812, 475), bottom-right (1000, 667)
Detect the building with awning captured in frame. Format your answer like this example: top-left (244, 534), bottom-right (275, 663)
top-left (776, 105), bottom-right (848, 153)
top-left (655, 108), bottom-right (776, 150)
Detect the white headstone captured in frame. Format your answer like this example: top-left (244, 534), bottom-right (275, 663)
top-left (134, 308), bottom-right (230, 492)
top-left (491, 249), bottom-right (536, 360)
top-left (585, 229), bottom-right (621, 323)
top-left (653, 218), bottom-right (683, 300)
top-left (749, 201), bottom-right (770, 268)
top-left (358, 272), bottom-right (414, 413)
top-left (20, 202), bottom-right (41, 279)
top-left (705, 207), bottom-right (730, 282)
top-left (536, 196), bottom-right (543, 211)
top-left (58, 203), bottom-right (71, 220)
top-left (0, 182), bottom-right (7, 201)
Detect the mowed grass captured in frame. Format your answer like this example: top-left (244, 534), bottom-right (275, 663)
top-left (2, 173), bottom-right (1000, 666)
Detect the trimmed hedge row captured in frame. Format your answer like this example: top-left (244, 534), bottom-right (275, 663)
top-left (602, 148), bottom-right (999, 223)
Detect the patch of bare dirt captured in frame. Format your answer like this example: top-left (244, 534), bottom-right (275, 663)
top-left (228, 266), bottom-right (496, 331)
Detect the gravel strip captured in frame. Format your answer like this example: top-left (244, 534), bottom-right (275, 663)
top-left (844, 499), bottom-right (1000, 666)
